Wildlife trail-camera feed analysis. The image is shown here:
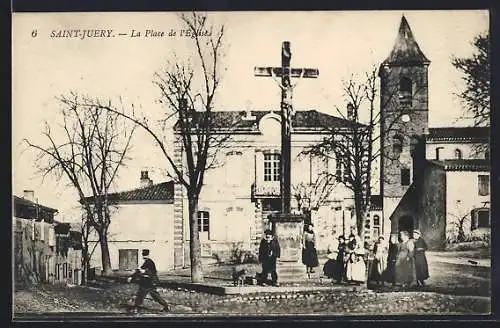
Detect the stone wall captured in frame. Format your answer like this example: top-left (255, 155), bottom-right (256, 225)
top-left (418, 163), bottom-right (447, 250)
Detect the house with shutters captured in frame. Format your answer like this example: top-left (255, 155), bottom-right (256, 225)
top-left (13, 190), bottom-right (83, 285)
top-left (84, 174), bottom-right (175, 272)
top-left (172, 109), bottom-right (379, 268)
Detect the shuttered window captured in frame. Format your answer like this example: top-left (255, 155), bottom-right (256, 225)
top-left (478, 175), bottom-right (489, 196)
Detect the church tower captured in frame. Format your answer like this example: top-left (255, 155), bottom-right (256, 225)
top-left (379, 16), bottom-right (430, 229)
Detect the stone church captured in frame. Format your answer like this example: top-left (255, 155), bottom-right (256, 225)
top-left (377, 16), bottom-right (490, 249)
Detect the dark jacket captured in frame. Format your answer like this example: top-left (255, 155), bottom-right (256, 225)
top-left (131, 257), bottom-right (160, 286)
top-left (258, 238), bottom-right (281, 263)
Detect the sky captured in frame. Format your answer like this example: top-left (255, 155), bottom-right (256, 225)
top-left (12, 10), bottom-right (489, 221)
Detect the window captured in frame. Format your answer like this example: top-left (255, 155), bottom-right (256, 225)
top-left (393, 135), bottom-right (403, 155)
top-left (373, 215), bottom-right (380, 226)
top-left (262, 198), bottom-right (281, 212)
top-left (401, 168), bottom-right (411, 186)
top-left (336, 159), bottom-right (342, 182)
top-left (478, 175), bottom-right (489, 196)
top-left (399, 77), bottom-right (412, 93)
top-left (264, 153), bottom-right (280, 181)
top-left (478, 210), bottom-right (490, 228)
top-left (471, 208), bottom-right (490, 230)
top-left (435, 147), bottom-right (444, 160)
top-left (454, 149), bottom-right (462, 159)
top-left (399, 77), bottom-right (413, 105)
top-left (197, 211), bottom-right (210, 233)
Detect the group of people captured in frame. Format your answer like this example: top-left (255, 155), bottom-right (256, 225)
top-left (125, 226), bottom-right (430, 313)
top-left (370, 229), bottom-right (430, 288)
top-left (323, 233), bottom-right (368, 285)
top-left (322, 228), bottom-right (430, 288)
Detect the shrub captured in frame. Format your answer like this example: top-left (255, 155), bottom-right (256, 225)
top-left (229, 242), bottom-right (259, 264)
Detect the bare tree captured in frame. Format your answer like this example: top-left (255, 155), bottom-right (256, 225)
top-left (303, 66), bottom-right (420, 243)
top-left (452, 32), bottom-right (490, 127)
top-left (92, 12), bottom-right (230, 283)
top-left (24, 92), bottom-right (136, 277)
top-left (292, 169), bottom-right (338, 215)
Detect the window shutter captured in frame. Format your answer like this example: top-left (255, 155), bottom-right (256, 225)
top-left (255, 150), bottom-right (264, 185)
top-left (48, 228), bottom-right (55, 247)
top-left (40, 222), bottom-right (45, 241)
top-left (471, 210), bottom-right (478, 230)
top-left (30, 221), bottom-right (35, 240)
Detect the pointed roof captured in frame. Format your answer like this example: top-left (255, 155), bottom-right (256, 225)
top-left (382, 16), bottom-right (430, 66)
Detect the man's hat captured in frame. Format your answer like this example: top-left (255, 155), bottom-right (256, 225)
top-left (413, 229), bottom-right (421, 235)
top-left (264, 229), bottom-right (273, 236)
top-left (142, 249), bottom-right (150, 256)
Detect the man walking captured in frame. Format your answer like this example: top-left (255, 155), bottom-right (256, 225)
top-left (258, 229), bottom-right (281, 286)
top-left (127, 249), bottom-right (170, 313)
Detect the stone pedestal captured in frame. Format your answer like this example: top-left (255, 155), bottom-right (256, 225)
top-left (271, 214), bottom-right (305, 262)
top-left (268, 213), bottom-right (309, 282)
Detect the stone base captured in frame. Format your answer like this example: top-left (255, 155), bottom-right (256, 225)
top-left (275, 261), bottom-right (308, 282)
top-left (271, 214), bottom-right (305, 262)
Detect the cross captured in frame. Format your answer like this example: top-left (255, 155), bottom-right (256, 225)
top-left (254, 41), bottom-right (319, 215)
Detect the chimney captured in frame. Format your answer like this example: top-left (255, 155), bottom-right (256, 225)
top-left (140, 171), bottom-right (153, 188)
top-left (242, 100), bottom-right (256, 121)
top-left (23, 190), bottom-right (35, 202)
top-left (346, 103), bottom-right (355, 120)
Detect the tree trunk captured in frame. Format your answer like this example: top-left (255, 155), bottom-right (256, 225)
top-left (354, 188), bottom-right (364, 239)
top-left (98, 228), bottom-right (113, 275)
top-left (188, 194), bottom-right (204, 283)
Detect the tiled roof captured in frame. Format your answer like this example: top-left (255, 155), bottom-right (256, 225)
top-left (382, 16), bottom-right (430, 65)
top-left (427, 126), bottom-right (490, 142)
top-left (175, 109), bottom-right (366, 132)
top-left (13, 195), bottom-right (58, 223)
top-left (83, 181), bottom-right (174, 204)
top-left (13, 196), bottom-right (58, 213)
top-left (370, 195), bottom-right (383, 211)
top-left (428, 159), bottom-right (490, 172)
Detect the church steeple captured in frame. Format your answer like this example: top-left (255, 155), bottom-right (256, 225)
top-left (383, 16), bottom-right (430, 66)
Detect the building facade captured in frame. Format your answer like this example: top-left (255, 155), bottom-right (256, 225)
top-left (173, 110), bottom-right (377, 267)
top-left (13, 191), bottom-right (83, 286)
top-left (86, 176), bottom-right (175, 272)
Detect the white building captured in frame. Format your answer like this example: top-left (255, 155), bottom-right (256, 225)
top-left (86, 174), bottom-right (175, 272)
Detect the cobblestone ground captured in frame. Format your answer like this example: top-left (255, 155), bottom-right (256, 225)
top-left (13, 281), bottom-right (490, 317)
top-left (13, 251), bottom-right (491, 317)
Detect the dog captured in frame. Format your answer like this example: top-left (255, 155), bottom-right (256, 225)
top-left (232, 268), bottom-right (247, 286)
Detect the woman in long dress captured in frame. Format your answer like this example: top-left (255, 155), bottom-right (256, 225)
top-left (302, 224), bottom-right (319, 274)
top-left (395, 231), bottom-right (415, 288)
top-left (384, 235), bottom-right (398, 285)
top-left (412, 230), bottom-right (430, 287)
top-left (323, 240), bottom-right (338, 279)
top-left (334, 235), bottom-right (347, 283)
top-left (345, 236), bottom-right (366, 284)
top-left (370, 236), bottom-right (388, 285)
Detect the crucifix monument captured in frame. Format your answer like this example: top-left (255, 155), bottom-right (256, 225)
top-left (254, 41), bottom-right (319, 264)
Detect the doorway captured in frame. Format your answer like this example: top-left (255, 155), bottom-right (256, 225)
top-left (398, 215), bottom-right (414, 234)
top-left (118, 249), bottom-right (138, 271)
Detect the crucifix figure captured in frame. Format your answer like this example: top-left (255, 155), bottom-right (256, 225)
top-left (254, 41), bottom-right (319, 215)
